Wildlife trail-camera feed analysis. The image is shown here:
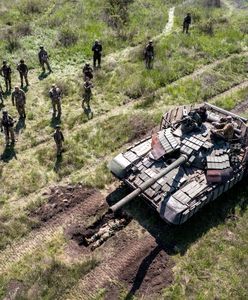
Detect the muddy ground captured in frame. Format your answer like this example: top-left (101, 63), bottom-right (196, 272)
top-left (26, 183), bottom-right (174, 299)
top-left (104, 242), bottom-right (173, 299)
top-left (30, 184), bottom-right (101, 222)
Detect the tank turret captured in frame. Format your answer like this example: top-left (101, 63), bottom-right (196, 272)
top-left (108, 103), bottom-right (248, 225)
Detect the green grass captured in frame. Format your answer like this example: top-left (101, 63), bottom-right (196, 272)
top-left (0, 0), bottom-right (248, 299)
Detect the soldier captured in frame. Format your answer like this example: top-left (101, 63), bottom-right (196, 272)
top-left (82, 77), bottom-right (93, 109)
top-left (53, 124), bottom-right (64, 156)
top-left (183, 13), bottom-right (192, 34)
top-left (211, 116), bottom-right (235, 140)
top-left (144, 40), bottom-right (154, 69)
top-left (17, 59), bottom-right (29, 88)
top-left (92, 40), bottom-right (102, 68)
top-left (49, 84), bottom-right (62, 118)
top-left (86, 218), bottom-right (126, 250)
top-left (0, 110), bottom-right (15, 145)
top-left (0, 61), bottom-right (12, 92)
top-left (12, 86), bottom-right (26, 119)
top-left (38, 46), bottom-right (52, 73)
top-left (189, 106), bottom-right (207, 127)
top-left (82, 63), bottom-right (93, 80)
top-left (180, 116), bottom-right (196, 133)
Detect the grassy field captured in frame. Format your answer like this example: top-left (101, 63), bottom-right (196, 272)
top-left (0, 0), bottom-right (248, 299)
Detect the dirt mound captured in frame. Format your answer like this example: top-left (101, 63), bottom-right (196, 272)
top-left (30, 184), bottom-right (97, 222)
top-left (104, 243), bottom-right (173, 299)
top-left (67, 211), bottom-right (131, 248)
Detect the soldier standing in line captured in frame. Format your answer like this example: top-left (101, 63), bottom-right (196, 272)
top-left (49, 84), bottom-right (62, 118)
top-left (92, 40), bottom-right (102, 68)
top-left (82, 77), bottom-right (93, 109)
top-left (53, 124), bottom-right (64, 156)
top-left (38, 46), bottom-right (52, 73)
top-left (12, 86), bottom-right (26, 119)
top-left (0, 61), bottom-right (12, 92)
top-left (0, 110), bottom-right (15, 145)
top-left (17, 59), bottom-right (29, 88)
top-left (82, 63), bottom-right (93, 80)
top-left (144, 40), bottom-right (154, 69)
top-left (183, 13), bottom-right (192, 34)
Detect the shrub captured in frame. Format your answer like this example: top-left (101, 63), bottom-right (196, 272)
top-left (199, 19), bottom-right (215, 35)
top-left (15, 23), bottom-right (32, 36)
top-left (20, 0), bottom-right (44, 15)
top-left (58, 27), bottom-right (78, 47)
top-left (4, 30), bottom-right (21, 52)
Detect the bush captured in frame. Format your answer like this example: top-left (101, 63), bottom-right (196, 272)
top-left (20, 0), bottom-right (44, 15)
top-left (199, 19), bottom-right (215, 35)
top-left (4, 30), bottom-right (21, 52)
top-left (15, 23), bottom-right (32, 36)
top-left (58, 27), bottom-right (78, 47)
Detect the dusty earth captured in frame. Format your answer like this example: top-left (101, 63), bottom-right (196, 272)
top-left (30, 184), bottom-right (99, 222)
top-left (104, 243), bottom-right (173, 299)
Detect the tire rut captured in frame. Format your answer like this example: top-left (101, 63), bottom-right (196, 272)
top-left (0, 190), bottom-right (106, 275)
top-left (66, 234), bottom-right (156, 300)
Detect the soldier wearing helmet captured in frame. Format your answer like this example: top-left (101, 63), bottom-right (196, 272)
top-left (53, 124), bottom-right (64, 156)
top-left (92, 40), bottom-right (102, 68)
top-left (183, 13), bottom-right (192, 34)
top-left (0, 61), bottom-right (12, 92)
top-left (49, 84), bottom-right (62, 118)
top-left (82, 63), bottom-right (93, 80)
top-left (12, 85), bottom-right (26, 119)
top-left (38, 46), bottom-right (52, 73)
top-left (17, 59), bottom-right (29, 88)
top-left (144, 40), bottom-right (154, 69)
top-left (0, 110), bottom-right (15, 145)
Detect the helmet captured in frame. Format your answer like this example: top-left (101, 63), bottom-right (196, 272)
top-left (52, 84), bottom-right (56, 88)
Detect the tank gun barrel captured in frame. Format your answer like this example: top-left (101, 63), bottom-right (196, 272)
top-left (110, 154), bottom-right (188, 212)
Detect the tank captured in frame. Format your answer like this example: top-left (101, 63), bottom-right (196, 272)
top-left (108, 103), bottom-right (248, 225)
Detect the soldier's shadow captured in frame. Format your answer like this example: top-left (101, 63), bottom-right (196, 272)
top-left (22, 86), bottom-right (29, 93)
top-left (0, 102), bottom-right (4, 111)
top-left (0, 145), bottom-right (17, 162)
top-left (15, 118), bottom-right (26, 135)
top-left (54, 155), bottom-right (63, 173)
top-left (50, 115), bottom-right (61, 128)
top-left (38, 72), bottom-right (50, 81)
top-left (83, 106), bottom-right (93, 120)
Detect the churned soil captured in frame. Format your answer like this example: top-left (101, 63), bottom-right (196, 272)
top-left (30, 184), bottom-right (99, 222)
top-left (104, 242), bottom-right (173, 299)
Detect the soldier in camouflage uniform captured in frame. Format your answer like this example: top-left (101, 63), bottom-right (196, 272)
top-left (49, 84), bottom-right (62, 117)
top-left (38, 46), bottom-right (52, 73)
top-left (92, 40), bottom-right (102, 68)
top-left (12, 86), bottom-right (26, 118)
top-left (53, 124), bottom-right (64, 156)
top-left (17, 59), bottom-right (29, 88)
top-left (83, 63), bottom-right (93, 81)
top-left (0, 110), bottom-right (15, 145)
top-left (0, 61), bottom-right (12, 92)
top-left (144, 40), bottom-right (154, 69)
top-left (212, 116), bottom-right (235, 140)
top-left (82, 77), bottom-right (93, 109)
top-left (183, 13), bottom-right (192, 34)
top-left (86, 218), bottom-right (126, 250)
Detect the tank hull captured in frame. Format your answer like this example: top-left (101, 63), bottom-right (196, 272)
top-left (108, 103), bottom-right (248, 224)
